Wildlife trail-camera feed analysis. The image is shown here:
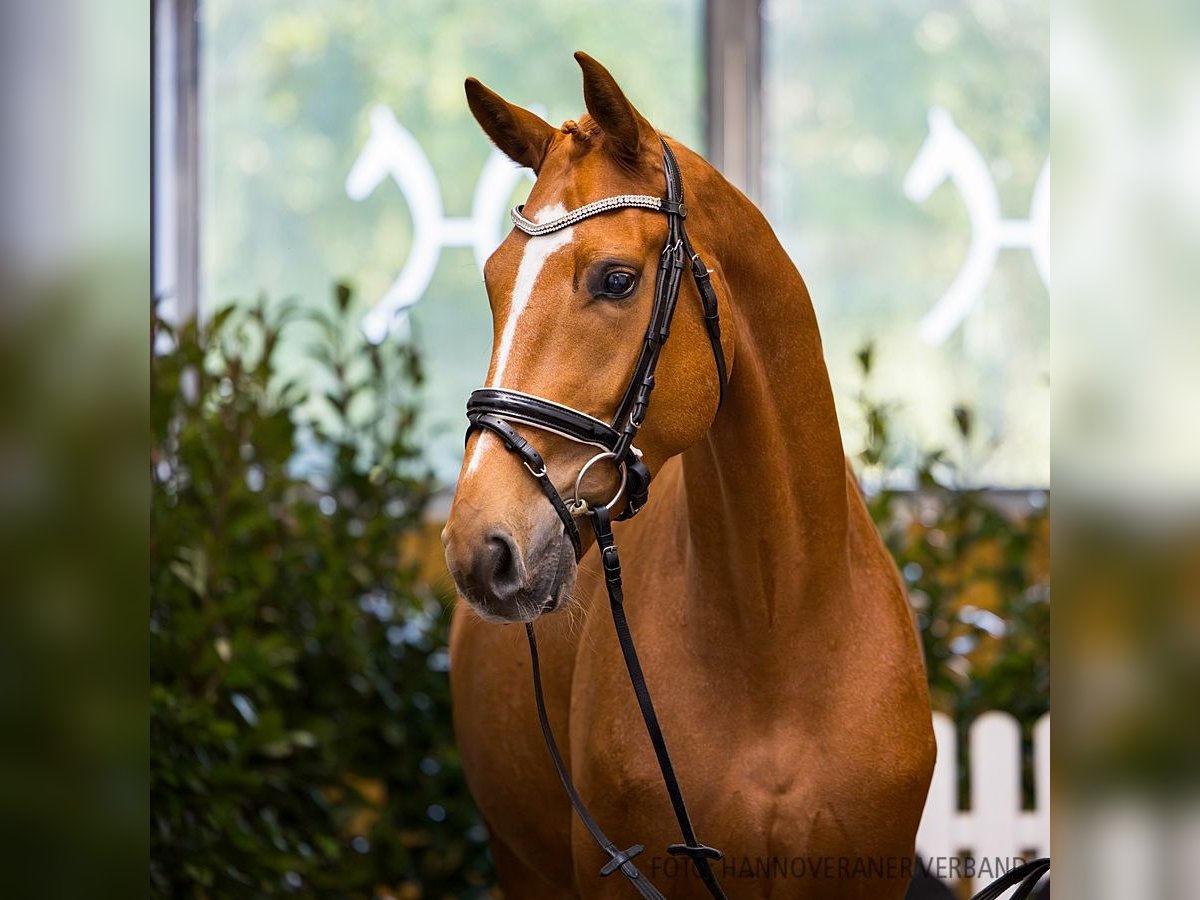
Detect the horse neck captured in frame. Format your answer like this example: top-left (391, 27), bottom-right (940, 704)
top-left (675, 160), bottom-right (854, 636)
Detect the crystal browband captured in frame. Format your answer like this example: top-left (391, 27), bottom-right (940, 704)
top-left (510, 195), bottom-right (665, 236)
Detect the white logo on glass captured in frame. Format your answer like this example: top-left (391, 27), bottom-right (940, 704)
top-left (904, 107), bottom-right (1049, 345)
top-left (345, 105), bottom-right (533, 343)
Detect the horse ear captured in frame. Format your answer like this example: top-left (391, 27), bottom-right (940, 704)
top-left (464, 77), bottom-right (556, 171)
top-left (574, 51), bottom-right (654, 161)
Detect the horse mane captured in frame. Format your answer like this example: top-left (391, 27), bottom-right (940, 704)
top-left (560, 116), bottom-right (602, 138)
top-left (560, 115), bottom-right (670, 177)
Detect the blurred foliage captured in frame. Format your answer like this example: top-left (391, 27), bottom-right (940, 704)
top-left (1057, 521), bottom-right (1200, 793)
top-left (0, 267), bottom-right (146, 900)
top-left (853, 341), bottom-right (1050, 801)
top-left (150, 287), bottom-right (490, 898)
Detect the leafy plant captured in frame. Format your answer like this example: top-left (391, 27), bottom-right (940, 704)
top-left (853, 341), bottom-right (1050, 802)
top-left (150, 287), bottom-right (490, 897)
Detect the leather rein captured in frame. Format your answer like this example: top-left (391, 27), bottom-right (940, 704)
top-left (465, 138), bottom-right (729, 899)
top-left (461, 138), bottom-right (1049, 900)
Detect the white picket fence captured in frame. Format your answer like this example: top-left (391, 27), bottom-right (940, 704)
top-left (916, 712), bottom-right (1051, 893)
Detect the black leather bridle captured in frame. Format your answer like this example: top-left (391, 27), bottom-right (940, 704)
top-left (467, 138), bottom-right (726, 545)
top-left (463, 137), bottom-right (1049, 900)
top-left (465, 137), bottom-right (729, 899)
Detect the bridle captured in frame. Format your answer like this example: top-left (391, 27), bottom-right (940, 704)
top-left (467, 137), bottom-right (727, 548)
top-left (461, 137), bottom-right (1050, 900)
top-left (465, 137), bottom-right (730, 899)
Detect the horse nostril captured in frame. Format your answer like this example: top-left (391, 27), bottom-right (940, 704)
top-left (481, 530), bottom-right (523, 599)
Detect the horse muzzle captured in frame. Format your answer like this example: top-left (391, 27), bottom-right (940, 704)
top-left (443, 517), bottom-right (577, 623)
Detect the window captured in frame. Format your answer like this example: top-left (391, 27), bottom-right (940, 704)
top-left (764, 0), bottom-right (1049, 487)
top-left (199, 0), bottom-right (704, 484)
top-left (173, 0), bottom-right (1048, 488)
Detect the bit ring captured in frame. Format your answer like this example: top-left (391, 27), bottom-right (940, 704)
top-left (571, 452), bottom-right (627, 514)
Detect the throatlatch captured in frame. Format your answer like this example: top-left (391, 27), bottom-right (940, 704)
top-left (465, 137), bottom-right (729, 899)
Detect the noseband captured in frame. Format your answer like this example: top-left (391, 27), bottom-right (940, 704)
top-left (464, 138), bottom-right (730, 899)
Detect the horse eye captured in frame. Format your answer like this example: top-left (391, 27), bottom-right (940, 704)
top-left (601, 271), bottom-right (636, 298)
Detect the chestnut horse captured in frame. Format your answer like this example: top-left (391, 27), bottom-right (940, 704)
top-left (442, 53), bottom-right (934, 899)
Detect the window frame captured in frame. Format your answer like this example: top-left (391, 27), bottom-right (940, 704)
top-left (151, 0), bottom-right (763, 316)
top-left (151, 0), bottom-right (201, 324)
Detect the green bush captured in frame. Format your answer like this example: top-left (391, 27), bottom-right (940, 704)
top-left (853, 341), bottom-right (1050, 801)
top-left (150, 288), bottom-right (491, 898)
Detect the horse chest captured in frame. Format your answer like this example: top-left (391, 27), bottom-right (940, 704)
top-left (560, 564), bottom-right (931, 885)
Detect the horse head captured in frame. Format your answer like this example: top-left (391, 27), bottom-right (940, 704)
top-left (442, 52), bottom-right (732, 623)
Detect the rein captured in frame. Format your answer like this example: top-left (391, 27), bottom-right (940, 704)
top-left (463, 137), bottom-right (1047, 900)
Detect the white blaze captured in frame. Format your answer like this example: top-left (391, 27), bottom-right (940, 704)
top-left (465, 203), bottom-right (573, 477)
top-left (490, 202), bottom-right (573, 384)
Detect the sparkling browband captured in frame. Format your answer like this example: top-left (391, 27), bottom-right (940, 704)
top-left (510, 194), bottom-right (664, 236)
